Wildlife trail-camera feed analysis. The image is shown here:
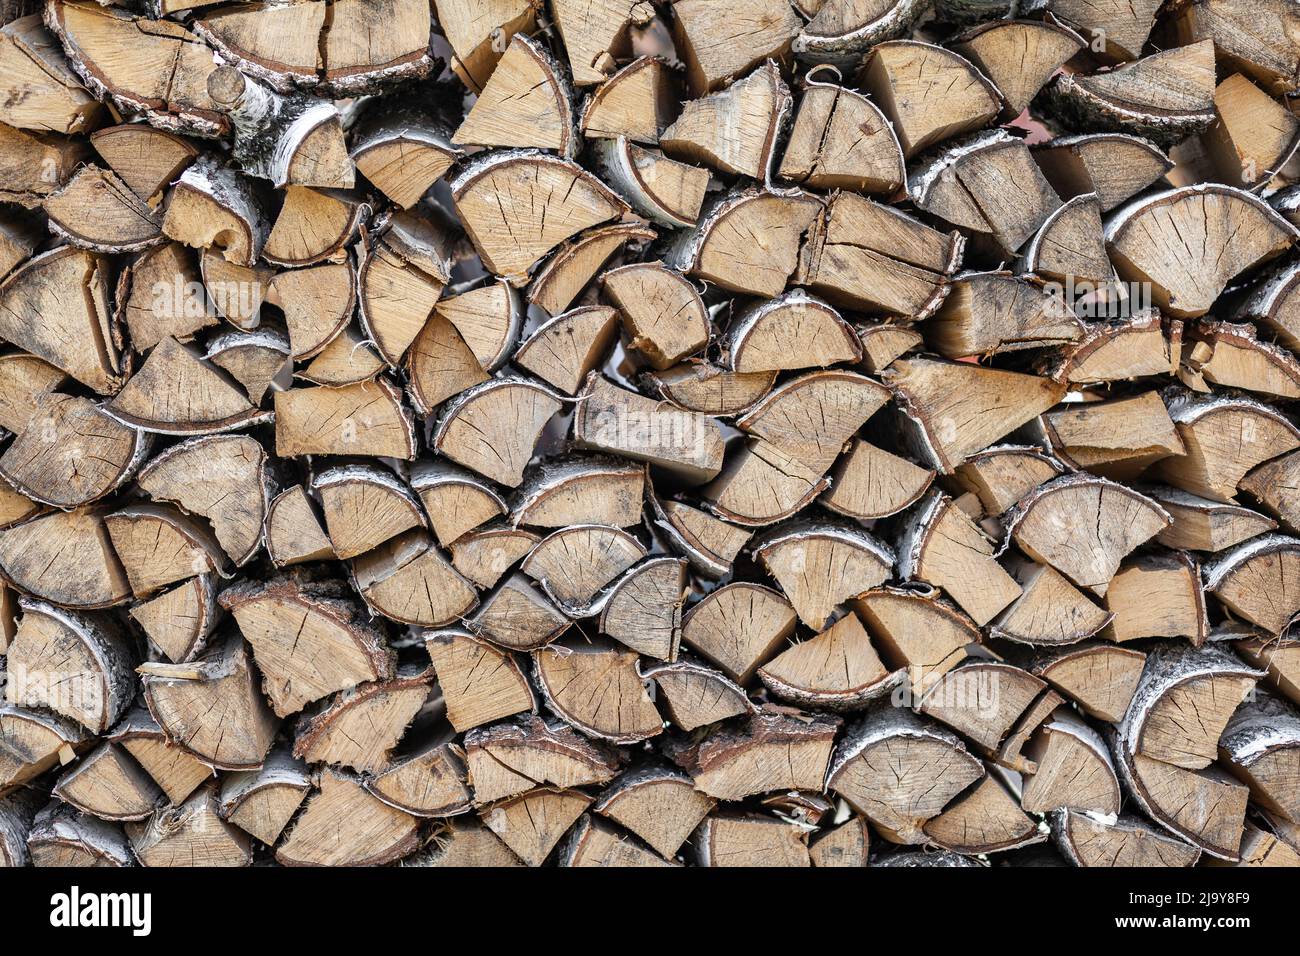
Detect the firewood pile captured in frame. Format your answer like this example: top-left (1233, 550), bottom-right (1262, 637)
top-left (0, 0), bottom-right (1299, 869)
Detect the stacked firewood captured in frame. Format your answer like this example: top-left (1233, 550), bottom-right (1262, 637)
top-left (0, 0), bottom-right (1298, 869)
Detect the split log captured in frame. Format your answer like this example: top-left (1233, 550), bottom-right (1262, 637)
top-left (1042, 41), bottom-right (1217, 146)
top-left (639, 658), bottom-right (754, 731)
top-left (1105, 184), bottom-right (1297, 318)
top-left (0, 14), bottom-right (103, 134)
top-left (0, 246), bottom-right (121, 395)
top-left (600, 261), bottom-right (709, 370)
top-left (511, 456), bottom-right (645, 528)
top-left (3, 598), bottom-right (134, 733)
top-left (275, 769), bottom-right (418, 867)
top-left (349, 94), bottom-right (459, 209)
top-left (1019, 710), bottom-right (1120, 815)
top-left (450, 522), bottom-right (536, 587)
top-left (480, 787), bottom-right (592, 866)
top-left (1054, 809), bottom-right (1201, 868)
top-left (592, 764), bottom-right (714, 858)
top-left (162, 158), bottom-right (269, 268)
top-left (1040, 391), bottom-right (1183, 477)
top-left (136, 435), bottom-right (269, 567)
top-left (25, 801), bottom-right (132, 867)
top-left (0, 507), bottom-right (131, 609)
top-left (52, 742), bottom-right (161, 821)
top-left (857, 40), bottom-right (1001, 159)
top-left (573, 372), bottom-right (724, 483)
top-left (1103, 552), bottom-right (1208, 644)
top-left (46, 0), bottom-right (228, 136)
top-left (649, 496), bottom-right (752, 579)
top-left (197, 0), bottom-right (432, 97)
top-left (90, 123), bottom-right (196, 204)
top-left (929, 271), bottom-right (1080, 358)
top-left (757, 611), bottom-right (904, 711)
top-left (0, 394), bottom-right (147, 508)
top-left (851, 587), bottom-right (979, 694)
top-left (680, 582), bottom-right (796, 683)
top-left (528, 221), bottom-right (655, 317)
top-left (551, 0), bottom-right (653, 87)
top-left (990, 560), bottom-right (1112, 646)
top-left (777, 68), bottom-right (904, 194)
top-left (0, 704), bottom-right (87, 794)
top-left (217, 750), bottom-right (310, 845)
top-left (355, 531), bottom-right (478, 628)
top-left (292, 668), bottom-right (433, 774)
top-left (885, 358), bottom-right (1065, 473)
top-left (462, 716), bottom-right (618, 805)
top-left (533, 640), bottom-right (662, 744)
top-left (678, 710), bottom-right (840, 801)
top-left (139, 637), bottom-right (278, 771)
top-left (107, 336), bottom-right (272, 436)
top-left (424, 629), bottom-right (535, 733)
top-left (410, 462), bottom-right (507, 548)
top-left (827, 703), bottom-right (983, 844)
top-left (796, 191), bottom-right (962, 318)
top-left (1147, 485), bottom-right (1277, 552)
top-left (107, 708), bottom-right (212, 806)
top-left (276, 379), bottom-right (417, 460)
top-left (366, 732), bottom-right (472, 819)
top-left (432, 378), bottom-right (564, 487)
top-left (265, 485), bottom-right (334, 568)
top-left (430, 279), bottom-right (523, 374)
top-left (453, 34), bottom-right (575, 156)
top-left (514, 306), bottom-right (620, 395)
top-left (432, 0), bottom-right (539, 92)
top-left (1022, 640), bottom-right (1147, 724)
top-left (1181, 321), bottom-right (1300, 399)
top-left (466, 572), bottom-right (570, 651)
top-left (923, 773), bottom-right (1044, 855)
top-left (692, 812), bottom-right (810, 866)
top-left (219, 575), bottom-right (395, 718)
top-left (595, 137), bottom-right (709, 228)
top-left (1150, 391), bottom-right (1300, 502)
top-left (1004, 474), bottom-right (1170, 595)
top-left (1020, 193), bottom-right (1113, 290)
top-left (952, 18), bottom-right (1084, 117)
top-left (727, 294), bottom-right (861, 374)
top-left (1204, 535), bottom-right (1300, 634)
top-left (660, 61), bottom-right (789, 181)
top-left (702, 438), bottom-right (829, 527)
top-left (579, 56), bottom-right (678, 143)
top-left (1219, 691), bottom-right (1300, 823)
top-left (822, 438), bottom-right (934, 521)
top-left (671, 188), bottom-right (822, 298)
top-left (357, 209), bottom-right (451, 366)
top-left (753, 521), bottom-right (893, 630)
top-left (451, 151), bottom-right (628, 284)
top-left (917, 659), bottom-right (1045, 751)
top-left (896, 490), bottom-right (1021, 626)
top-left (909, 130), bottom-right (1062, 259)
top-left (1033, 132), bottom-right (1172, 212)
top-left (1047, 312), bottom-right (1180, 386)
top-left (562, 813), bottom-right (675, 866)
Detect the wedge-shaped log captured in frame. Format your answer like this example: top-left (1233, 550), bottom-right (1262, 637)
top-left (139, 637), bottom-right (278, 771)
top-left (533, 640), bottom-right (662, 744)
top-left (1105, 184), bottom-right (1298, 318)
top-left (1006, 475), bottom-right (1170, 597)
top-left (753, 520), bottom-right (894, 631)
top-left (424, 629), bottom-right (535, 733)
top-left (897, 490), bottom-right (1021, 625)
top-left (451, 151), bottom-right (629, 283)
top-left (827, 703), bottom-right (983, 844)
top-left (219, 575), bottom-right (395, 718)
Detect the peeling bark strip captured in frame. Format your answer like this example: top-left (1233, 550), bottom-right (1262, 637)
top-left (0, 0), bottom-right (1297, 871)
